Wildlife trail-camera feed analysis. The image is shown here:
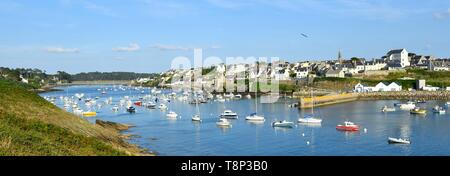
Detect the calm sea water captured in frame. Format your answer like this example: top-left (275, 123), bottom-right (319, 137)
top-left (40, 85), bottom-right (450, 156)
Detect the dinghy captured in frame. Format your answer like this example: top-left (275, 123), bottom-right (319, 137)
top-left (388, 137), bottom-right (411, 144)
top-left (272, 120), bottom-right (295, 128)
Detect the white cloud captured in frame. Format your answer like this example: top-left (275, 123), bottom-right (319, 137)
top-left (45, 47), bottom-right (80, 53)
top-left (83, 1), bottom-right (117, 17)
top-left (150, 44), bottom-right (221, 51)
top-left (150, 44), bottom-right (192, 51)
top-left (113, 43), bottom-right (141, 52)
top-left (59, 0), bottom-right (118, 17)
top-left (210, 45), bottom-right (221, 49)
top-left (139, 0), bottom-right (196, 18)
top-left (433, 8), bottom-right (450, 19)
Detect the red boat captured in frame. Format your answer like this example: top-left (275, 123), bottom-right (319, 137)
top-left (336, 121), bottom-right (360, 131)
top-left (134, 101), bottom-right (142, 106)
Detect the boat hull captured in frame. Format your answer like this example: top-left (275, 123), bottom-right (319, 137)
top-left (336, 126), bottom-right (359, 131)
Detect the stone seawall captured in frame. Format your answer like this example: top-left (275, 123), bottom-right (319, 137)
top-left (298, 91), bottom-right (450, 109)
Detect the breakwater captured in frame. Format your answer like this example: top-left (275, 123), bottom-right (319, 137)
top-left (299, 91), bottom-right (450, 109)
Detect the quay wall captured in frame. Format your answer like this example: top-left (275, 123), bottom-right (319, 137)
top-left (298, 91), bottom-right (450, 109)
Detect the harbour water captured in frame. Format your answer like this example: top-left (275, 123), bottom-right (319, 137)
top-left (40, 85), bottom-right (450, 156)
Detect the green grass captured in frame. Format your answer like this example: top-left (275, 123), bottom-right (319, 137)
top-left (0, 113), bottom-right (126, 156)
top-left (0, 79), bottom-right (138, 156)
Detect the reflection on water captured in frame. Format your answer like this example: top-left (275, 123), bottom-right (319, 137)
top-left (40, 85), bottom-right (450, 156)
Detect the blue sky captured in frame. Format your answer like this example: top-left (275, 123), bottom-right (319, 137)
top-left (1, 0), bottom-right (450, 74)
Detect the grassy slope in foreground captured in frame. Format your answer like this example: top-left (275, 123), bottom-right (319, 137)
top-left (0, 79), bottom-right (147, 156)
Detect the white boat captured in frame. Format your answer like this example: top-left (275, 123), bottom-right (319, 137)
top-left (235, 94), bottom-right (242, 99)
top-left (224, 93), bottom-right (234, 99)
top-left (298, 89), bottom-right (322, 124)
top-left (217, 97), bottom-right (225, 102)
top-left (146, 102), bottom-right (156, 109)
top-left (246, 94), bottom-right (252, 99)
top-left (272, 120), bottom-right (295, 128)
top-left (245, 113), bottom-right (265, 121)
top-left (245, 85), bottom-right (265, 122)
top-left (388, 137), bottom-right (411, 144)
top-left (381, 106), bottom-right (396, 112)
top-left (166, 111), bottom-right (178, 118)
top-left (216, 118), bottom-right (231, 127)
top-left (73, 108), bottom-right (83, 115)
top-left (158, 103), bottom-right (168, 110)
top-left (433, 106), bottom-right (446, 114)
top-left (112, 105), bottom-right (119, 112)
top-left (192, 99), bottom-right (202, 122)
top-left (192, 115), bottom-right (202, 122)
top-left (446, 102), bottom-right (450, 106)
top-left (220, 110), bottom-right (238, 119)
top-left (298, 116), bottom-right (322, 124)
top-left (399, 102), bottom-right (416, 110)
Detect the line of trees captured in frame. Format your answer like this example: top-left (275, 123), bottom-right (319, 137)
top-left (71, 72), bottom-right (159, 81)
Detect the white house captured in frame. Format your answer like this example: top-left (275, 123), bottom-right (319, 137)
top-left (386, 49), bottom-right (410, 67)
top-left (423, 86), bottom-right (439, 91)
top-left (325, 69), bottom-right (345, 78)
top-left (20, 75), bottom-right (29, 84)
top-left (386, 82), bottom-right (403, 91)
top-left (295, 68), bottom-right (309, 79)
top-left (354, 82), bottom-right (402, 92)
top-left (273, 69), bottom-right (290, 81)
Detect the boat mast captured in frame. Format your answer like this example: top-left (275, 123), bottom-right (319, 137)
top-left (255, 77), bottom-right (258, 114)
top-left (311, 88), bottom-right (314, 115)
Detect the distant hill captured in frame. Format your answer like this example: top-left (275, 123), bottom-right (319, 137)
top-left (72, 72), bottom-right (159, 81)
top-left (0, 79), bottom-right (146, 156)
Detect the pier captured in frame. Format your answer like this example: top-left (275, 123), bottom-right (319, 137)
top-left (298, 91), bottom-right (450, 109)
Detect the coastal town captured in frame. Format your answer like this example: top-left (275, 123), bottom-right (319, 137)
top-left (154, 48), bottom-right (450, 94)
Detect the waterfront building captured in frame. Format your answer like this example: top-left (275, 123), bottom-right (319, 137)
top-left (353, 82), bottom-right (402, 92)
top-left (386, 49), bottom-right (410, 68)
top-left (325, 68), bottom-right (345, 78)
top-left (416, 80), bottom-right (426, 90)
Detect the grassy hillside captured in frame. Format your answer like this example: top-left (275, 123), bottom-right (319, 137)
top-left (0, 79), bottom-right (146, 156)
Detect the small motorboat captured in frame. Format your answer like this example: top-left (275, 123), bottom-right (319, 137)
top-left (166, 111), bottom-right (178, 118)
top-left (381, 106), bottom-right (396, 112)
top-left (298, 115), bottom-right (322, 124)
top-left (388, 137), bottom-right (411, 144)
top-left (416, 100), bottom-right (426, 104)
top-left (216, 118), bottom-right (232, 127)
top-left (433, 106), bottom-right (446, 114)
top-left (272, 120), bottom-right (295, 128)
top-left (192, 114), bottom-right (202, 122)
top-left (220, 110), bottom-right (238, 119)
top-left (73, 108), bottom-right (83, 116)
top-left (446, 102), bottom-right (450, 106)
top-left (112, 105), bottom-right (119, 112)
top-left (126, 106), bottom-right (136, 113)
top-left (336, 121), bottom-right (360, 131)
top-left (235, 94), bottom-right (242, 99)
top-left (246, 94), bottom-right (252, 99)
top-left (399, 102), bottom-right (416, 110)
top-left (245, 113), bottom-right (265, 121)
top-left (410, 107), bottom-right (427, 115)
top-left (134, 101), bottom-right (142, 106)
top-left (146, 102), bottom-right (156, 109)
top-left (158, 104), bottom-right (168, 110)
top-left (101, 91), bottom-right (107, 94)
top-left (82, 111), bottom-right (97, 117)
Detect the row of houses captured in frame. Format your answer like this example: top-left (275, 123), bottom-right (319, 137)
top-left (354, 82), bottom-right (403, 92)
top-left (354, 80), bottom-right (450, 92)
top-left (162, 48), bottom-right (450, 85)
